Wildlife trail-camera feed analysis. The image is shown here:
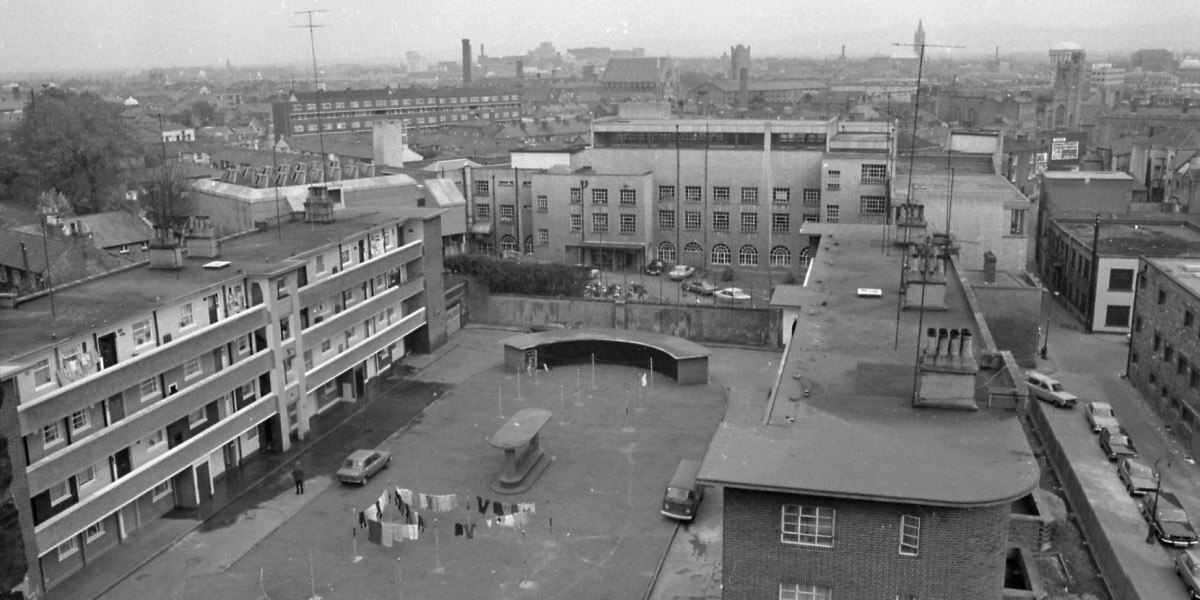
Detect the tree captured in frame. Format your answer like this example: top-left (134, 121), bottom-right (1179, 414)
top-left (4, 88), bottom-right (143, 213)
top-left (139, 160), bottom-right (193, 243)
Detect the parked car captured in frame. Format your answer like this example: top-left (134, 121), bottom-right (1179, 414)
top-left (668, 264), bottom-right (696, 280)
top-left (1099, 428), bottom-right (1138, 462)
top-left (714, 287), bottom-right (752, 302)
top-left (1085, 401), bottom-right (1120, 432)
top-left (681, 279), bottom-right (718, 295)
top-left (1116, 457), bottom-right (1158, 496)
top-left (337, 449), bottom-right (391, 485)
top-left (1142, 491), bottom-right (1199, 547)
top-left (644, 260), bottom-right (665, 276)
top-left (1023, 371), bottom-right (1077, 408)
top-left (1175, 548), bottom-right (1200, 598)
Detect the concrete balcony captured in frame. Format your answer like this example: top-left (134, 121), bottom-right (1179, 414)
top-left (18, 305), bottom-right (270, 432)
top-left (298, 239), bottom-right (422, 307)
top-left (300, 277), bottom-right (423, 349)
top-left (306, 307), bottom-right (425, 390)
top-left (25, 350), bottom-right (275, 494)
top-left (34, 391), bottom-right (280, 552)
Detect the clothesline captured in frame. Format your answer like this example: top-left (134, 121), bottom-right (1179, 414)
top-left (356, 486), bottom-right (541, 548)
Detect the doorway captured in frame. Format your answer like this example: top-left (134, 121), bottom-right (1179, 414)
top-left (97, 333), bottom-right (117, 369)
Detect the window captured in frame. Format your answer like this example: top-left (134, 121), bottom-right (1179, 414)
top-left (713, 186), bottom-right (730, 203)
top-left (70, 409), bottom-right (89, 432)
top-left (657, 242), bottom-right (677, 263)
top-left (1165, 344), bottom-right (1174, 363)
top-left (773, 188), bottom-right (791, 203)
top-left (49, 479), bottom-right (71, 506)
top-left (860, 196), bottom-right (886, 215)
top-left (340, 246), bottom-right (351, 266)
top-left (570, 214), bottom-right (583, 232)
top-left (741, 212), bottom-right (758, 233)
top-left (475, 204), bottom-right (491, 221)
top-left (77, 465), bottom-right (96, 487)
top-left (781, 505), bottom-right (835, 547)
top-left (770, 246), bottom-right (792, 267)
top-left (779, 582), bottom-right (832, 600)
top-left (474, 180), bottom-right (489, 196)
top-left (151, 479), bottom-right (172, 501)
top-left (1158, 289), bottom-right (1167, 305)
top-left (500, 235), bottom-right (519, 253)
top-left (739, 245), bottom-right (759, 266)
top-left (711, 244), bottom-right (731, 265)
top-left (684, 186), bottom-right (702, 202)
top-left (713, 212), bottom-right (730, 232)
top-left (803, 189), bottom-right (821, 207)
top-left (592, 213), bottom-right (608, 233)
top-left (56, 537), bottom-right (78, 560)
top-left (132, 319), bottom-right (153, 347)
top-left (1010, 209), bottom-right (1027, 235)
top-left (140, 377), bottom-right (160, 400)
top-left (861, 163), bottom-right (887, 183)
top-left (826, 170), bottom-right (841, 190)
top-left (183, 356), bottom-right (202, 380)
top-left (592, 189), bottom-right (608, 205)
top-left (658, 210), bottom-right (676, 230)
top-left (684, 242), bottom-right (703, 255)
top-left (570, 187), bottom-right (582, 204)
top-left (500, 204), bottom-right (515, 222)
top-left (773, 213), bottom-right (790, 233)
top-left (1109, 268), bottom-right (1134, 291)
top-left (537, 229), bottom-right (549, 245)
top-left (43, 421), bottom-right (63, 447)
top-left (685, 212), bottom-right (702, 230)
top-left (899, 515), bottom-right (921, 555)
top-left (1104, 305), bottom-right (1131, 328)
top-left (315, 254), bottom-right (326, 274)
top-left (536, 195), bottom-right (548, 212)
top-left (619, 189), bottom-right (636, 206)
top-left (658, 185), bottom-right (675, 202)
top-left (826, 205), bottom-right (840, 223)
top-left (178, 303), bottom-right (194, 329)
top-left (1188, 311), bottom-right (1195, 327)
top-left (741, 187), bottom-right (759, 204)
top-left (188, 407), bottom-right (207, 428)
top-left (279, 316), bottom-right (291, 341)
top-left (620, 214), bottom-right (637, 234)
top-left (33, 358), bottom-right (53, 388)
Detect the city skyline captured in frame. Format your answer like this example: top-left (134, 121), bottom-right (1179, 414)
top-left (1, 0), bottom-right (1198, 74)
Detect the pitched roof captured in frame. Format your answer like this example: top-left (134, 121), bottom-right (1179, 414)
top-left (602, 57), bottom-right (670, 84)
top-left (58, 212), bottom-right (153, 249)
top-left (0, 229), bottom-right (66, 272)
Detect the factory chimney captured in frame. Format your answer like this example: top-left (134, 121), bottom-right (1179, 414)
top-left (462, 39), bottom-right (472, 86)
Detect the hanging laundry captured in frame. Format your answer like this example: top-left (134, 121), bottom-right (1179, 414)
top-left (493, 502), bottom-right (505, 516)
top-left (418, 515), bottom-right (426, 532)
top-left (406, 510), bottom-right (417, 525)
top-left (517, 502), bottom-right (536, 514)
top-left (380, 523), bottom-right (394, 548)
top-left (477, 497), bottom-right (490, 515)
top-left (395, 524), bottom-right (419, 541)
top-left (464, 523), bottom-right (476, 539)
top-left (367, 519), bottom-right (383, 545)
top-left (431, 494), bottom-right (458, 512)
top-left (397, 488), bottom-right (414, 506)
top-left (509, 503), bottom-right (519, 514)
top-left (358, 511), bottom-right (367, 528)
top-left (394, 489), bottom-right (403, 508)
top-left (454, 523), bottom-right (464, 537)
top-left (365, 504), bottom-right (380, 522)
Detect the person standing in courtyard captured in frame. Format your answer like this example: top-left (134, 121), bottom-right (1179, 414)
top-left (292, 462), bottom-right (305, 494)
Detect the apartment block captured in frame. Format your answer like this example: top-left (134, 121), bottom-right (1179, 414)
top-left (271, 87), bottom-right (522, 138)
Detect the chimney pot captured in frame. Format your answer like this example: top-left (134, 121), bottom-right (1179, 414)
top-left (936, 328), bottom-right (949, 360)
top-left (960, 329), bottom-right (974, 364)
top-left (948, 329), bottom-right (961, 357)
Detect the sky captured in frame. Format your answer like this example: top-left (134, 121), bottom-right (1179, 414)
top-left (1, 0), bottom-right (1198, 74)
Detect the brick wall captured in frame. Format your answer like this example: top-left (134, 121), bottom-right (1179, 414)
top-left (722, 488), bottom-right (1009, 600)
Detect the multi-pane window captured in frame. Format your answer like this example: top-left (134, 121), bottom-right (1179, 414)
top-left (773, 188), bottom-right (791, 203)
top-left (85, 521), bottom-right (105, 542)
top-left (826, 205), bottom-right (840, 223)
top-left (803, 189), bottom-right (821, 207)
top-left (33, 358), bottom-right (52, 387)
top-left (475, 204), bottom-right (491, 221)
top-left (741, 187), bottom-right (759, 204)
top-left (779, 583), bottom-right (832, 600)
top-left (1010, 209), bottom-right (1027, 235)
top-left (861, 163), bottom-right (888, 183)
top-left (57, 538), bottom-right (78, 560)
top-left (43, 421), bottom-right (62, 447)
top-left (860, 195), bottom-right (886, 215)
top-left (500, 205), bottom-right (515, 222)
top-left (713, 212), bottom-right (730, 231)
top-left (685, 212), bottom-right (702, 230)
top-left (620, 214), bottom-right (637, 234)
top-left (658, 210), bottom-right (676, 230)
top-left (739, 245), bottom-right (758, 266)
top-left (659, 185), bottom-right (676, 203)
top-left (184, 356), bottom-right (202, 379)
top-left (770, 246), bottom-right (791, 267)
top-left (570, 214), bottom-right (583, 232)
top-left (77, 465), bottom-right (96, 487)
top-left (685, 186), bottom-right (702, 202)
top-left (315, 254), bottom-right (326, 273)
top-left (592, 213), bottom-right (609, 233)
top-left (536, 195), bottom-right (548, 212)
top-left (570, 188), bottom-right (582, 204)
top-left (189, 407), bottom-right (207, 427)
top-left (713, 186), bottom-right (731, 203)
top-left (151, 479), bottom-right (172, 500)
top-left (49, 479), bottom-right (71, 505)
top-left (899, 515), bottom-right (921, 555)
top-left (773, 213), bottom-right (790, 233)
top-left (711, 244), bottom-right (731, 265)
top-left (781, 505), bottom-right (835, 547)
top-left (140, 377), bottom-right (160, 399)
top-left (657, 242), bottom-right (677, 263)
top-left (474, 180), bottom-right (489, 196)
top-left (178, 303), bottom-right (194, 328)
top-left (132, 319), bottom-right (153, 346)
top-left (70, 409), bottom-right (89, 432)
top-left (741, 212), bottom-right (758, 233)
top-left (619, 189), bottom-right (636, 206)
top-left (684, 242), bottom-right (703, 255)
top-left (826, 170), bottom-right (841, 190)
top-left (537, 229), bottom-right (549, 245)
top-left (592, 189), bottom-right (608, 205)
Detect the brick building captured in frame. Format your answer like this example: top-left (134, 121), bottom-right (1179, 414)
top-left (271, 87), bottom-right (522, 138)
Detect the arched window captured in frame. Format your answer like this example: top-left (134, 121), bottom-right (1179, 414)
top-left (770, 246), bottom-right (791, 267)
top-left (684, 242), bottom-right (703, 254)
top-left (657, 242), bottom-right (677, 263)
top-left (798, 247), bottom-right (812, 270)
top-left (500, 235), bottom-right (519, 253)
top-left (524, 236), bottom-right (534, 253)
top-left (711, 244), bottom-right (731, 266)
top-left (738, 244), bottom-right (758, 266)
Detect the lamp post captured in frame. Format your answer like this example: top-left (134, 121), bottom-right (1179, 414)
top-left (1147, 453), bottom-right (1174, 543)
top-left (1041, 291), bottom-right (1060, 359)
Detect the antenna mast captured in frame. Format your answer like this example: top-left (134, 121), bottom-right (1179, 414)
top-left (295, 10), bottom-right (330, 195)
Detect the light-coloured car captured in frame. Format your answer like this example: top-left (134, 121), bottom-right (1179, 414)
top-left (681, 279), bottom-right (718, 295)
top-left (337, 449), bottom-right (391, 485)
top-left (1116, 457), bottom-right (1158, 496)
top-left (668, 265), bottom-right (696, 280)
top-left (1085, 401), bottom-right (1119, 432)
top-left (714, 287), bottom-right (752, 302)
top-left (1175, 548), bottom-right (1200, 598)
top-left (1024, 371), bottom-right (1077, 408)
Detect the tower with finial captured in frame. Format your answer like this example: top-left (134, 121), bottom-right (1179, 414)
top-left (913, 20), bottom-right (926, 55)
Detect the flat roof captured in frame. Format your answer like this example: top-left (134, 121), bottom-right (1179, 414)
top-left (501, 328), bottom-right (709, 361)
top-left (1043, 171), bottom-right (1133, 181)
top-left (704, 224), bottom-right (1038, 507)
top-left (1147, 258), bottom-right (1200, 298)
top-left (1058, 221), bottom-right (1200, 257)
top-left (0, 207), bottom-right (440, 363)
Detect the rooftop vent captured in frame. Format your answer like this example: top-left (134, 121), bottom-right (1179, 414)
top-left (202, 260), bottom-right (231, 270)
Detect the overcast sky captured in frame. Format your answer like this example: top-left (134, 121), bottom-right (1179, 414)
top-left (1, 0), bottom-right (1198, 73)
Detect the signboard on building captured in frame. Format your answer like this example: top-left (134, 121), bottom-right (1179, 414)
top-left (1051, 137), bottom-right (1079, 161)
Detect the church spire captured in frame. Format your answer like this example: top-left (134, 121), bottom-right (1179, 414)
top-left (914, 20), bottom-right (926, 55)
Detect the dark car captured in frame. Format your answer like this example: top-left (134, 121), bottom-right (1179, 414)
top-left (1142, 491), bottom-right (1199, 547)
top-left (1099, 428), bottom-right (1137, 462)
top-left (644, 260), bottom-right (665, 276)
top-left (681, 279), bottom-right (717, 295)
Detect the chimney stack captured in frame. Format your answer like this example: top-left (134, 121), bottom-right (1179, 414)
top-left (1184, 98), bottom-right (1191, 114)
top-left (517, 59), bottom-right (524, 79)
top-left (738, 67), bottom-right (749, 112)
top-left (462, 39), bottom-right (472, 86)
top-left (983, 250), bottom-right (996, 283)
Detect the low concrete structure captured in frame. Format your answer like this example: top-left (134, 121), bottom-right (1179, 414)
top-left (500, 328), bottom-right (710, 385)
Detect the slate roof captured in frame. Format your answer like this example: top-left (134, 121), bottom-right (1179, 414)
top-left (15, 212), bottom-right (153, 250)
top-left (0, 229), bottom-right (67, 271)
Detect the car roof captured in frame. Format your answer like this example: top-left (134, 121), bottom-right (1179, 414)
top-left (1089, 401), bottom-right (1113, 409)
top-left (347, 449), bottom-right (377, 460)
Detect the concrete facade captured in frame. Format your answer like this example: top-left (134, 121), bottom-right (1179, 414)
top-left (271, 87), bottom-right (522, 137)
